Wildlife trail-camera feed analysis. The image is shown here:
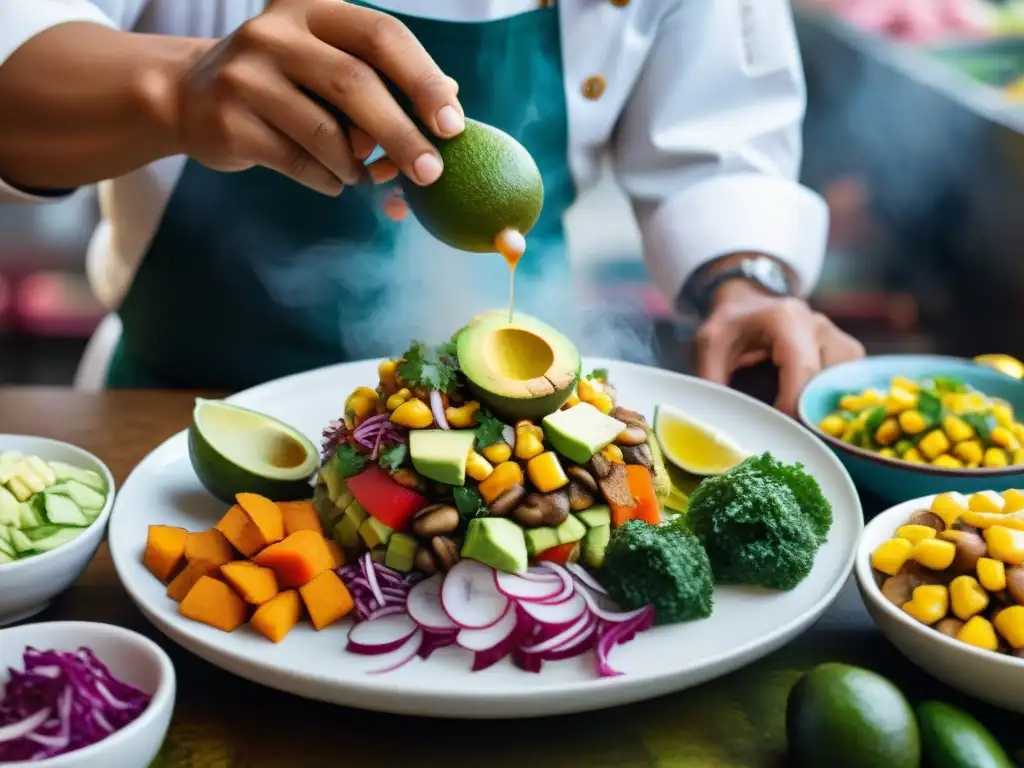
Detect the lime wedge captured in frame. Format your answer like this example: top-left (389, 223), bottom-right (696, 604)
top-left (653, 404), bottom-right (749, 477)
top-left (188, 398), bottom-right (319, 504)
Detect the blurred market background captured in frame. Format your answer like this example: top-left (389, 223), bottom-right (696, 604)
top-left (3, 0), bottom-right (1024, 385)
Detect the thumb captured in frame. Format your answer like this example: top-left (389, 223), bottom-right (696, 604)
top-left (695, 320), bottom-right (740, 385)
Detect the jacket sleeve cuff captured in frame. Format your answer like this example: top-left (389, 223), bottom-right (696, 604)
top-left (639, 172), bottom-right (830, 303)
top-left (0, 0), bottom-right (114, 203)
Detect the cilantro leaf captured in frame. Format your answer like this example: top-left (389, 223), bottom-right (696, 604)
top-left (963, 411), bottom-right (995, 441)
top-left (588, 368), bottom-right (609, 382)
top-left (378, 443), bottom-right (408, 473)
top-left (453, 486), bottom-right (488, 520)
top-left (917, 389), bottom-right (943, 424)
top-left (863, 406), bottom-right (888, 437)
top-left (475, 408), bottom-right (506, 448)
top-left (334, 443), bottom-right (367, 478)
top-left (397, 339), bottom-right (459, 393)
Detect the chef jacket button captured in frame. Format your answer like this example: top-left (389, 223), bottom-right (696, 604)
top-left (610, 0), bottom-right (630, 6)
top-left (582, 75), bottom-right (606, 101)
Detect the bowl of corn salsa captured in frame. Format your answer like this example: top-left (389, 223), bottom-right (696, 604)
top-left (856, 490), bottom-right (1024, 714)
top-left (798, 355), bottom-right (1024, 502)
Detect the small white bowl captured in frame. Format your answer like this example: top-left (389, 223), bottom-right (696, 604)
top-left (0, 435), bottom-right (116, 627)
top-left (856, 494), bottom-right (1024, 714)
top-left (0, 621), bottom-right (175, 767)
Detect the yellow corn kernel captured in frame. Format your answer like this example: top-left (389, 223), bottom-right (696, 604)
top-left (931, 454), bottom-right (963, 469)
top-left (577, 378), bottom-right (598, 403)
top-left (513, 421), bottom-right (545, 461)
top-left (994, 606), bottom-right (1024, 648)
top-left (1013, 449), bottom-right (1024, 466)
top-left (903, 447), bottom-right (925, 463)
top-left (977, 557), bottom-right (1007, 592)
top-left (563, 391), bottom-right (581, 409)
top-left (838, 394), bottom-right (864, 413)
top-left (1013, 423), bottom-right (1024, 445)
top-left (953, 439), bottom-right (983, 465)
top-left (897, 524), bottom-right (938, 544)
top-left (871, 537), bottom-right (914, 576)
top-left (874, 418), bottom-right (901, 447)
top-left (862, 388), bottom-right (886, 407)
top-left (463, 452), bottom-right (492, 483)
top-left (602, 444), bottom-right (624, 464)
top-left (918, 430), bottom-right (951, 461)
top-left (949, 575), bottom-right (990, 621)
top-left (984, 525), bottom-right (1024, 565)
top-left (991, 426), bottom-right (1021, 451)
top-left (478, 461), bottom-right (525, 504)
top-left (902, 585), bottom-right (949, 626)
top-left (445, 401), bottom-right (481, 429)
top-left (967, 461), bottom-right (981, 469)
top-left (961, 510), bottom-right (1010, 530)
top-left (390, 398), bottom-right (434, 429)
top-left (378, 359), bottom-right (398, 385)
top-left (481, 441), bottom-right (512, 465)
top-left (819, 414), bottom-right (847, 438)
top-left (943, 393), bottom-right (968, 415)
top-left (964, 392), bottom-right (988, 412)
top-left (1002, 489), bottom-right (1024, 514)
top-left (956, 616), bottom-right (999, 651)
top-left (912, 538), bottom-right (957, 570)
top-left (386, 388), bottom-right (412, 412)
top-left (942, 415), bottom-right (974, 443)
top-left (887, 387), bottom-right (918, 414)
top-left (984, 448), bottom-right (1009, 468)
top-left (590, 392), bottom-right (614, 415)
top-left (891, 376), bottom-right (920, 393)
top-left (993, 402), bottom-right (1015, 428)
top-left (899, 410), bottom-right (928, 436)
top-left (969, 490), bottom-right (1005, 514)
top-left (526, 451), bottom-right (569, 493)
top-left (931, 491), bottom-right (969, 527)
top-left (345, 394), bottom-right (378, 422)
top-left (879, 447), bottom-right (898, 459)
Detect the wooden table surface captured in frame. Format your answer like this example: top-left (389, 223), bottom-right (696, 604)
top-left (3, 387), bottom-right (1023, 768)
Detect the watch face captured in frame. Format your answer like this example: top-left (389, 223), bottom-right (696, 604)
top-left (746, 258), bottom-right (788, 294)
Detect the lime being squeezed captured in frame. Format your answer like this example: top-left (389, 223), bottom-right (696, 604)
top-left (400, 118), bottom-right (544, 322)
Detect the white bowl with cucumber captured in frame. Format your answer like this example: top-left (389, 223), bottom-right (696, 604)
top-left (0, 436), bottom-right (115, 626)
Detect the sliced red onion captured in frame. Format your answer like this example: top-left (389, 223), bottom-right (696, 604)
top-left (0, 709), bottom-right (50, 744)
top-left (418, 630), bottom-right (459, 660)
top-left (353, 413), bottom-right (390, 437)
top-left (363, 553), bottom-right (386, 607)
top-left (575, 583), bottom-right (651, 624)
top-left (407, 575), bottom-right (459, 632)
top-left (429, 390), bottom-right (449, 430)
top-left (494, 571), bottom-right (565, 602)
top-left (456, 605), bottom-right (517, 652)
top-left (441, 560), bottom-right (511, 630)
top-left (519, 592), bottom-right (587, 628)
top-left (594, 608), bottom-right (654, 677)
top-left (368, 629), bottom-right (423, 675)
top-left (516, 567), bottom-right (563, 583)
top-left (502, 424), bottom-right (516, 451)
top-left (346, 615), bottom-right (418, 655)
top-left (520, 613), bottom-right (593, 655)
top-left (566, 563), bottom-right (608, 595)
top-left (534, 562), bottom-right (575, 604)
top-left (370, 428), bottom-right (385, 460)
top-left (471, 616), bottom-right (527, 672)
top-left (366, 605), bottom-right (406, 621)
top-left (541, 621), bottom-right (598, 661)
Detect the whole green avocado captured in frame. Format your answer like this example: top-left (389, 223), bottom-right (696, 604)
top-left (400, 118), bottom-right (544, 253)
top-left (917, 701), bottom-right (1014, 768)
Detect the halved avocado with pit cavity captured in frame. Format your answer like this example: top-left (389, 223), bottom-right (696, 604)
top-left (188, 398), bottom-right (319, 504)
top-left (456, 311), bottom-right (580, 422)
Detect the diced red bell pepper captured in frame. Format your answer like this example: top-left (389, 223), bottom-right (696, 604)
top-left (534, 541), bottom-right (581, 566)
top-left (346, 466), bottom-right (426, 531)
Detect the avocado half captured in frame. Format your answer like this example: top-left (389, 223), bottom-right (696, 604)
top-left (456, 311), bottom-right (580, 422)
top-left (188, 398), bottom-right (319, 505)
top-left (400, 118), bottom-right (544, 253)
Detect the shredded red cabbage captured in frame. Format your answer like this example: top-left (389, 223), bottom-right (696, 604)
top-left (0, 647), bottom-right (151, 762)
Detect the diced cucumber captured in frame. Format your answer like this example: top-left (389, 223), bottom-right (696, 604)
top-left (9, 528), bottom-right (33, 554)
top-left (18, 501), bottom-right (44, 529)
top-left (0, 486), bottom-right (20, 528)
top-left (23, 524), bottom-right (63, 541)
top-left (25, 456), bottom-right (57, 487)
top-left (6, 476), bottom-right (32, 502)
top-left (48, 461), bottom-right (106, 493)
top-left (82, 508), bottom-right (101, 521)
top-left (0, 523), bottom-right (10, 544)
top-left (43, 494), bottom-right (89, 526)
top-left (0, 548), bottom-right (14, 564)
top-left (29, 527), bottom-right (86, 552)
top-left (49, 480), bottom-right (106, 511)
top-left (0, 533), bottom-right (13, 558)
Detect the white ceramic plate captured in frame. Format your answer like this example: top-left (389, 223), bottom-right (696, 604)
top-left (108, 358), bottom-right (863, 718)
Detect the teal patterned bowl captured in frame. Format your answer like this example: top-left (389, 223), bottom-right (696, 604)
top-left (798, 355), bottom-right (1024, 503)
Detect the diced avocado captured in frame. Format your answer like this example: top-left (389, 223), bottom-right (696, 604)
top-left (542, 403), bottom-right (626, 464)
top-left (334, 500), bottom-right (369, 550)
top-left (384, 532), bottom-right (418, 573)
top-left (575, 505), bottom-right (611, 529)
top-left (525, 526), bottom-right (561, 557)
top-left (462, 517), bottom-right (528, 574)
top-left (321, 460), bottom-right (351, 506)
top-left (313, 485), bottom-right (344, 531)
top-left (409, 429), bottom-right (476, 487)
top-left (554, 514), bottom-right (587, 545)
top-left (358, 516), bottom-right (393, 550)
top-left (0, 486), bottom-right (20, 528)
top-left (583, 524), bottom-right (610, 569)
top-left (370, 546), bottom-right (388, 564)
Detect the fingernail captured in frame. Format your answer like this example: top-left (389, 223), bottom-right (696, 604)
top-left (436, 105), bottom-right (464, 136)
top-left (413, 153), bottom-right (443, 185)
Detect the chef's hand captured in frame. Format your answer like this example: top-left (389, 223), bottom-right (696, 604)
top-left (158, 0), bottom-right (464, 196)
top-left (695, 279), bottom-right (866, 416)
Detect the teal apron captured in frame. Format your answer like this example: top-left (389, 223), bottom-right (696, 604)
top-left (107, 6), bottom-right (574, 390)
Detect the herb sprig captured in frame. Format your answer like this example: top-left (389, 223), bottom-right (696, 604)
top-left (397, 340), bottom-right (460, 393)
top-left (474, 408), bottom-right (505, 448)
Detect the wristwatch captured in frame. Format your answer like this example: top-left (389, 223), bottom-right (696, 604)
top-left (678, 255), bottom-right (794, 319)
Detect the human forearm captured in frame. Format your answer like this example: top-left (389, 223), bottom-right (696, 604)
top-left (0, 22), bottom-right (206, 191)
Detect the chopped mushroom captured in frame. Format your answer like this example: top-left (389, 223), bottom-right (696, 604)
top-left (621, 443), bottom-right (654, 470)
top-left (611, 406), bottom-right (648, 429)
top-left (589, 459), bottom-right (634, 509)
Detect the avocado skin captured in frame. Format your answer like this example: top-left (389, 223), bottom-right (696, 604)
top-left (786, 663), bottom-right (921, 768)
top-left (917, 701), bottom-right (1014, 768)
top-left (401, 118), bottom-right (544, 253)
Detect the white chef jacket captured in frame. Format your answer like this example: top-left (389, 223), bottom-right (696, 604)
top-left (0, 0), bottom-right (829, 311)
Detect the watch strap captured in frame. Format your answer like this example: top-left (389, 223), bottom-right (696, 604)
top-left (679, 256), bottom-right (792, 318)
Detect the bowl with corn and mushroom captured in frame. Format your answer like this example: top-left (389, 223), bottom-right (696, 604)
top-left (856, 489), bottom-right (1024, 714)
top-left (798, 355), bottom-right (1024, 502)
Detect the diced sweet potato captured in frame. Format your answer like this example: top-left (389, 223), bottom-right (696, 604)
top-left (143, 525), bottom-right (189, 581)
top-left (220, 561), bottom-right (279, 605)
top-left (280, 500), bottom-right (323, 536)
top-left (167, 561), bottom-right (222, 603)
top-left (299, 570), bottom-right (354, 630)
top-left (179, 576), bottom-right (248, 632)
top-left (250, 590), bottom-right (302, 643)
top-left (215, 504), bottom-right (266, 558)
top-left (325, 539), bottom-right (344, 569)
top-left (252, 530), bottom-right (335, 588)
top-left (184, 528), bottom-right (236, 567)
top-left (235, 493), bottom-right (284, 546)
